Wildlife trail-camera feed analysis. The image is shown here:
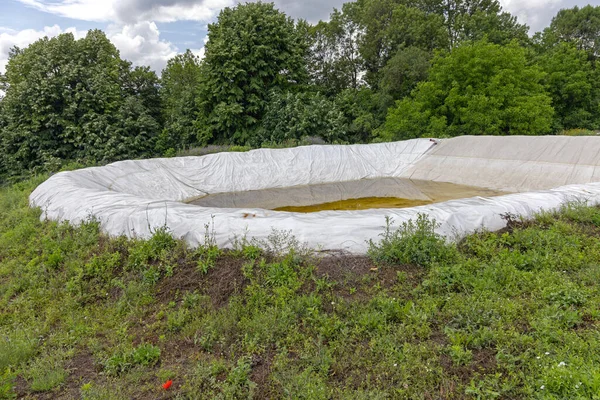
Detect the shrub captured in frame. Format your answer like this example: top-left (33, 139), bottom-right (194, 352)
top-left (368, 214), bottom-right (458, 267)
top-left (380, 40), bottom-right (553, 140)
top-left (255, 90), bottom-right (348, 146)
top-left (127, 227), bottom-right (177, 270)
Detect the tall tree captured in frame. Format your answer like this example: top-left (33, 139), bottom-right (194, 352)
top-left (537, 43), bottom-right (600, 130)
top-left (419, 0), bottom-right (529, 49)
top-left (379, 46), bottom-right (431, 100)
top-left (349, 0), bottom-right (447, 87)
top-left (540, 5), bottom-right (600, 61)
top-left (308, 8), bottom-right (363, 95)
top-left (196, 2), bottom-right (308, 145)
top-left (346, 0), bottom-right (526, 87)
top-left (256, 90), bottom-right (348, 145)
top-left (380, 40), bottom-right (554, 140)
top-left (335, 88), bottom-right (393, 143)
top-left (0, 30), bottom-right (161, 178)
top-left (158, 50), bottom-right (203, 152)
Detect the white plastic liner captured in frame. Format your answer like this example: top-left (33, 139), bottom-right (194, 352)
top-left (406, 135), bottom-right (600, 192)
top-left (30, 137), bottom-right (600, 253)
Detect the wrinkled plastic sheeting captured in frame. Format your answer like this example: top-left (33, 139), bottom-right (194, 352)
top-left (406, 135), bottom-right (600, 192)
top-left (29, 137), bottom-right (600, 253)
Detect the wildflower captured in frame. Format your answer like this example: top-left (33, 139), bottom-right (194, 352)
top-left (545, 352), bottom-right (550, 355)
top-left (540, 385), bottom-right (545, 390)
top-left (162, 380), bottom-right (173, 390)
top-left (558, 361), bottom-right (566, 367)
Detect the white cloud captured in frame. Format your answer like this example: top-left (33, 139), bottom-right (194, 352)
top-left (271, 0), bottom-right (344, 22)
top-left (16, 0), bottom-right (117, 22)
top-left (108, 22), bottom-right (179, 72)
top-left (17, 0), bottom-right (595, 30)
top-left (499, 0), bottom-right (594, 33)
top-left (115, 0), bottom-right (234, 23)
top-left (0, 23), bottom-right (178, 74)
top-left (0, 25), bottom-right (87, 74)
top-left (8, 0), bottom-right (592, 78)
top-left (16, 0), bottom-right (343, 24)
top-left (16, 0), bottom-right (233, 23)
top-left (189, 34), bottom-right (209, 60)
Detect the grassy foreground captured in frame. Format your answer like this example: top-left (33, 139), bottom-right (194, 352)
top-left (2, 178), bottom-right (600, 399)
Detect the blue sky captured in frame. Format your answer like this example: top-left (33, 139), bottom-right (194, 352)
top-left (0, 15), bottom-right (209, 52)
top-left (0, 0), bottom-right (598, 74)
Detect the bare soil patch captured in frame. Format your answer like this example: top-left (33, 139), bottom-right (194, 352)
top-left (157, 252), bottom-right (249, 308)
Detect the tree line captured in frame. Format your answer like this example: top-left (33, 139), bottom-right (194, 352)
top-left (1, 1), bottom-right (600, 180)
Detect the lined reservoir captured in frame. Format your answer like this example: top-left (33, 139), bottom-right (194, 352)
top-left (187, 178), bottom-right (508, 212)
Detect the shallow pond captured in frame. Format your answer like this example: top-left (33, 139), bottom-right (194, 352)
top-left (187, 178), bottom-right (508, 213)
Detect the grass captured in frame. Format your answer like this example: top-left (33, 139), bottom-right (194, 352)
top-left (560, 128), bottom-right (600, 136)
top-left (2, 177), bottom-right (600, 398)
top-left (174, 136), bottom-right (327, 158)
top-left (175, 144), bottom-right (252, 158)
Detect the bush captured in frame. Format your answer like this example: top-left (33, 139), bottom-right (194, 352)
top-left (380, 40), bottom-right (554, 140)
top-left (0, 31), bottom-right (161, 180)
top-left (254, 90), bottom-right (348, 146)
top-left (368, 214), bottom-right (458, 267)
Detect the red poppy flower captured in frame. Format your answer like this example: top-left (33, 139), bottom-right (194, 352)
top-left (162, 380), bottom-right (173, 390)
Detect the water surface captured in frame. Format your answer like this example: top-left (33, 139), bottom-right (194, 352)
top-left (187, 178), bottom-right (507, 213)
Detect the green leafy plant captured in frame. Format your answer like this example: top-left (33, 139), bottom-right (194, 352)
top-left (104, 344), bottom-right (161, 376)
top-left (380, 40), bottom-right (554, 140)
top-left (368, 214), bottom-right (458, 267)
top-left (0, 369), bottom-right (16, 399)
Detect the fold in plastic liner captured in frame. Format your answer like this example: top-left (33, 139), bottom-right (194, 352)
top-left (30, 136), bottom-right (600, 253)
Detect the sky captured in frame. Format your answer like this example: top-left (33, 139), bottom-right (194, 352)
top-left (0, 0), bottom-right (598, 75)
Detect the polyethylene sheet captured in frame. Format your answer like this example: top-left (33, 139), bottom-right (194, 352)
top-left (29, 137), bottom-right (600, 253)
top-left (406, 135), bottom-right (600, 192)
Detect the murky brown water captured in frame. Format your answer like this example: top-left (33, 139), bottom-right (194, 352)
top-left (187, 178), bottom-right (507, 213)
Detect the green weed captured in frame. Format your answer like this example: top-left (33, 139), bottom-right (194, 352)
top-left (368, 214), bottom-right (459, 267)
top-left (4, 178), bottom-right (600, 398)
top-left (104, 344), bottom-right (161, 376)
top-left (0, 369), bottom-right (16, 399)
top-left (0, 332), bottom-right (38, 370)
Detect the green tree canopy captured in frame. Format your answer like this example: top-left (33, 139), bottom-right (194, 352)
top-left (335, 88), bottom-right (393, 143)
top-left (158, 50), bottom-right (203, 152)
top-left (0, 30), bottom-right (160, 178)
top-left (308, 8), bottom-right (363, 95)
top-left (349, 0), bottom-right (447, 87)
top-left (196, 1), bottom-right (309, 145)
top-left (345, 0), bottom-right (527, 87)
top-left (420, 0), bottom-right (529, 48)
top-left (379, 46), bottom-right (431, 100)
top-left (256, 90), bottom-right (347, 146)
top-left (540, 5), bottom-right (600, 61)
top-left (537, 43), bottom-right (600, 131)
top-left (380, 40), bottom-right (554, 140)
